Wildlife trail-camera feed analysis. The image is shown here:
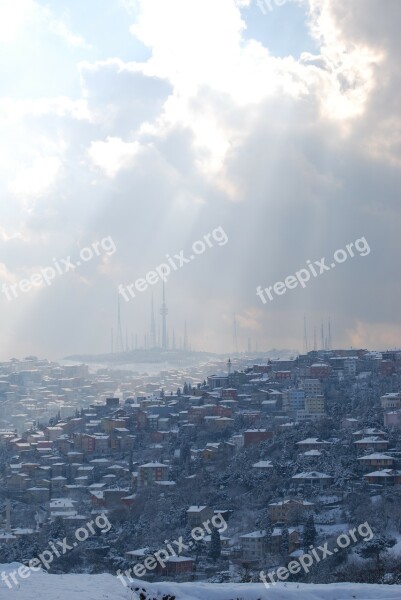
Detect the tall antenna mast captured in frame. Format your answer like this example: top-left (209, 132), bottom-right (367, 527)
top-left (150, 294), bottom-right (156, 348)
top-left (184, 321), bottom-right (188, 352)
top-left (303, 315), bottom-right (309, 354)
top-left (233, 314), bottom-right (239, 355)
top-left (116, 296), bottom-right (124, 353)
top-left (160, 281), bottom-right (168, 350)
top-left (328, 317), bottom-right (332, 350)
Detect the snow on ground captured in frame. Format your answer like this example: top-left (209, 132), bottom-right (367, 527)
top-left (0, 564), bottom-right (400, 600)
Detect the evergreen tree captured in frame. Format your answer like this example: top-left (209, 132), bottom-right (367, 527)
top-left (303, 514), bottom-right (317, 550)
top-left (180, 441), bottom-right (191, 465)
top-left (281, 527), bottom-right (290, 558)
top-left (209, 527), bottom-right (221, 562)
top-left (357, 534), bottom-right (396, 568)
top-left (259, 511), bottom-right (272, 555)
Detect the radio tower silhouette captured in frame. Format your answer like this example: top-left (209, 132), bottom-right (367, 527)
top-left (328, 317), bottom-right (332, 350)
top-left (183, 320), bottom-right (188, 352)
top-left (160, 281), bottom-right (168, 350)
top-left (303, 315), bottom-right (309, 354)
top-left (233, 314), bottom-right (239, 355)
top-left (115, 296), bottom-right (124, 353)
top-left (150, 294), bottom-right (156, 348)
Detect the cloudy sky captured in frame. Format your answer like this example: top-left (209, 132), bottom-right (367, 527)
top-left (0, 0), bottom-right (400, 360)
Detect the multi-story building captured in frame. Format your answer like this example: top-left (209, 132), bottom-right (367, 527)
top-left (384, 411), bottom-right (401, 428)
top-left (310, 364), bottom-right (331, 380)
top-left (282, 389), bottom-right (305, 412)
top-left (381, 393), bottom-right (401, 410)
top-left (243, 429), bottom-right (273, 447)
top-left (300, 379), bottom-right (322, 397)
top-left (186, 505), bottom-right (214, 527)
top-left (305, 396), bottom-right (325, 413)
top-left (268, 499), bottom-right (314, 524)
top-left (138, 462), bottom-right (169, 486)
top-left (240, 530), bottom-right (267, 560)
top-left (357, 453), bottom-right (395, 471)
top-left (270, 527), bottom-right (300, 554)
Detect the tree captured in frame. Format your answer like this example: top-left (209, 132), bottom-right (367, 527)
top-left (281, 527), bottom-right (290, 558)
top-left (303, 514), bottom-right (317, 550)
top-left (180, 441), bottom-right (191, 466)
top-left (209, 527), bottom-right (221, 562)
top-left (357, 534), bottom-right (396, 568)
top-left (259, 511), bottom-right (272, 556)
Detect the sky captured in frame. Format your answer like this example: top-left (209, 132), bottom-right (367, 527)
top-left (0, 0), bottom-right (400, 360)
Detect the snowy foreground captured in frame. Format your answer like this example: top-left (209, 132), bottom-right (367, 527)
top-left (0, 564), bottom-right (400, 600)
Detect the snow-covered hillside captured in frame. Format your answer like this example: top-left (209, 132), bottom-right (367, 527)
top-left (0, 564), bottom-right (400, 600)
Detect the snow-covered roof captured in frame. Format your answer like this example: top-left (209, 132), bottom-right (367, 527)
top-left (364, 469), bottom-right (394, 477)
top-left (240, 530), bottom-right (266, 539)
top-left (292, 471), bottom-right (332, 479)
top-left (357, 453), bottom-right (394, 460)
top-left (187, 505), bottom-right (208, 512)
top-left (49, 498), bottom-right (75, 508)
top-left (252, 460), bottom-right (273, 468)
top-left (354, 437), bottom-right (388, 444)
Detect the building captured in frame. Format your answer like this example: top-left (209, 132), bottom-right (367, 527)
top-left (296, 438), bottom-right (329, 452)
top-left (268, 499), bottom-right (314, 524)
top-left (270, 527), bottom-right (300, 554)
top-left (157, 556), bottom-right (195, 576)
top-left (363, 469), bottom-right (395, 485)
top-left (138, 462), bottom-right (169, 486)
top-left (354, 437), bottom-right (389, 453)
top-left (292, 471), bottom-right (333, 488)
top-left (310, 364), bottom-right (331, 380)
top-left (252, 460), bottom-right (273, 470)
top-left (384, 411), bottom-right (401, 428)
top-left (207, 375), bottom-right (229, 390)
top-left (240, 530), bottom-right (267, 560)
top-left (282, 389), bottom-right (305, 412)
top-left (357, 453), bottom-right (395, 470)
top-left (243, 429), bottom-right (273, 447)
top-left (300, 379), bottom-right (322, 397)
top-left (381, 393), bottom-right (401, 410)
top-left (304, 396), bottom-right (325, 413)
top-left (186, 506), bottom-right (214, 527)
top-left (341, 418), bottom-right (360, 430)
